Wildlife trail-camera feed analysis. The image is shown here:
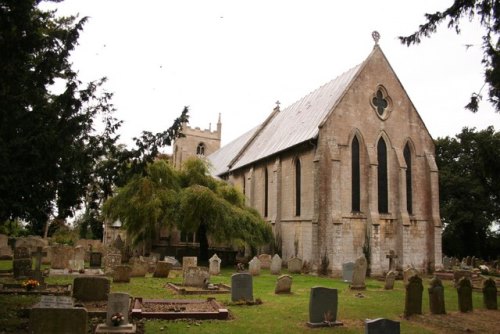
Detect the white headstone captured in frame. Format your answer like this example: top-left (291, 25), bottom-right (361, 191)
top-left (270, 254), bottom-right (282, 275)
top-left (209, 254), bottom-right (221, 275)
top-left (249, 257), bottom-right (261, 276)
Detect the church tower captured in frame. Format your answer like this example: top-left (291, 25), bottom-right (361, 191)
top-left (173, 114), bottom-right (222, 169)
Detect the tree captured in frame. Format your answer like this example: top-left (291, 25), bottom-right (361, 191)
top-left (435, 127), bottom-right (500, 258)
top-left (399, 0), bottom-right (500, 113)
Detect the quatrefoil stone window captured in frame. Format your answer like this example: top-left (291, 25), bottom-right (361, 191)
top-left (371, 86), bottom-right (392, 120)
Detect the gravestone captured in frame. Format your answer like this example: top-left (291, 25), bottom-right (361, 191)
top-left (404, 275), bottom-right (423, 317)
top-left (153, 261), bottom-right (172, 278)
top-left (231, 273), bottom-right (253, 302)
top-left (428, 277), bottom-right (446, 314)
top-left (68, 259), bottom-right (85, 271)
top-left (89, 252), bottom-right (102, 268)
top-left (287, 257), bottom-right (302, 274)
top-left (113, 265), bottom-right (132, 283)
top-left (30, 296), bottom-right (87, 334)
top-left (72, 276), bottom-right (110, 301)
top-left (129, 258), bottom-right (148, 277)
top-left (307, 287), bottom-right (343, 327)
top-left (482, 278), bottom-right (498, 310)
top-left (183, 266), bottom-right (210, 287)
top-left (102, 246), bottom-right (122, 274)
top-left (13, 246), bottom-right (32, 279)
top-left (453, 270), bottom-right (472, 287)
top-left (31, 246), bottom-right (47, 283)
top-left (384, 271), bottom-right (396, 290)
top-left (74, 246), bottom-right (85, 262)
top-left (342, 261), bottom-right (355, 283)
top-left (350, 256), bottom-right (367, 290)
top-left (95, 292), bottom-right (135, 334)
top-left (385, 250), bottom-right (398, 271)
top-left (182, 257), bottom-right (197, 274)
top-left (365, 318), bottom-right (400, 334)
top-left (457, 277), bottom-right (473, 312)
top-left (50, 245), bottom-right (74, 269)
top-left (403, 267), bottom-right (419, 286)
top-left (275, 274), bottom-right (292, 294)
top-left (209, 254), bottom-right (222, 275)
top-left (465, 256), bottom-right (472, 266)
top-left (270, 254), bottom-right (282, 275)
top-left (249, 256), bottom-right (261, 276)
top-left (443, 256), bottom-right (452, 270)
top-left (164, 256), bottom-right (181, 267)
top-left (258, 254), bottom-right (272, 269)
top-left (0, 234), bottom-right (12, 259)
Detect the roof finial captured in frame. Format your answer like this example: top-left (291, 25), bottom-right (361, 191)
top-left (275, 100), bottom-right (281, 111)
top-left (372, 31), bottom-right (380, 45)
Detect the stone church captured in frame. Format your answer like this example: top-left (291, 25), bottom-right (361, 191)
top-left (200, 40), bottom-right (443, 275)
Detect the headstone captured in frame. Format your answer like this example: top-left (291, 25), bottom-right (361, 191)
top-left (404, 275), bottom-right (423, 317)
top-left (113, 265), bottom-right (132, 283)
top-left (482, 278), bottom-right (498, 310)
top-left (209, 253), bottom-right (222, 275)
top-left (275, 274), bottom-right (292, 294)
top-left (258, 254), bottom-right (272, 269)
top-left (0, 234), bottom-right (13, 259)
top-left (74, 245), bottom-right (85, 262)
top-left (287, 257), bottom-right (302, 274)
top-left (365, 318), bottom-right (400, 334)
top-left (307, 287), bottom-right (343, 327)
top-left (153, 261), bottom-right (172, 278)
top-left (68, 259), bottom-right (85, 271)
top-left (182, 256), bottom-right (197, 275)
top-left (453, 269), bottom-right (472, 287)
top-left (13, 246), bottom-right (32, 279)
top-left (428, 277), bottom-right (446, 314)
top-left (403, 267), bottom-right (419, 286)
top-left (50, 245), bottom-right (75, 269)
top-left (465, 256), bottom-right (472, 266)
top-left (384, 271), bottom-right (396, 290)
top-left (95, 292), bottom-right (136, 334)
top-left (231, 273), bottom-right (253, 302)
top-left (30, 296), bottom-right (87, 334)
top-left (385, 250), bottom-right (398, 271)
top-left (342, 262), bottom-right (355, 283)
top-left (164, 256), bottom-right (181, 267)
top-left (183, 266), bottom-right (210, 287)
top-left (350, 256), bottom-right (367, 290)
top-left (89, 252), bottom-right (102, 268)
top-left (442, 256), bottom-right (452, 270)
top-left (103, 246), bottom-right (122, 274)
top-left (31, 246), bottom-right (47, 283)
top-left (270, 254), bottom-right (282, 275)
top-left (249, 256), bottom-right (261, 276)
top-left (457, 277), bottom-right (473, 313)
top-left (129, 259), bottom-right (148, 277)
top-left (72, 276), bottom-right (110, 301)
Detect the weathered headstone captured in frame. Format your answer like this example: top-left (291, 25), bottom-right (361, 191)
top-left (428, 277), bottom-right (446, 314)
top-left (404, 275), bottom-right (423, 317)
top-left (258, 254), bottom-right (272, 269)
top-left (287, 257), bottom-right (302, 274)
top-left (89, 252), bottom-right (102, 268)
top-left (129, 258), bottom-right (148, 277)
top-left (365, 318), bottom-right (400, 334)
top-left (153, 261), bottom-right (172, 278)
top-left (342, 261), bottom-right (355, 283)
top-left (457, 277), bottom-right (473, 313)
top-left (182, 256), bottom-right (197, 275)
top-left (95, 292), bottom-right (135, 334)
top-left (113, 265), bottom-right (132, 283)
top-left (102, 246), bottom-right (122, 274)
top-left (385, 250), bottom-right (398, 271)
top-left (403, 267), bottom-right (419, 286)
top-left (72, 276), bottom-right (110, 301)
top-left (270, 254), bottom-right (282, 275)
top-left (74, 246), bottom-right (85, 262)
top-left (453, 269), bottom-right (472, 287)
top-left (50, 245), bottom-right (75, 269)
top-left (482, 278), bottom-right (498, 310)
top-left (384, 271), bottom-right (396, 290)
top-left (231, 273), bottom-right (253, 302)
top-left (442, 256), bottom-right (452, 270)
top-left (183, 266), bottom-right (210, 287)
top-left (13, 246), bottom-right (32, 279)
top-left (31, 246), bottom-right (47, 283)
top-left (275, 274), bottom-right (292, 294)
top-left (164, 256), bottom-right (181, 267)
top-left (209, 253), bottom-right (222, 275)
top-left (30, 296), bottom-right (87, 334)
top-left (68, 259), bottom-right (85, 271)
top-left (0, 234), bottom-right (13, 259)
top-left (350, 256), bottom-right (367, 290)
top-left (249, 256), bottom-right (261, 276)
top-left (307, 287), bottom-right (343, 327)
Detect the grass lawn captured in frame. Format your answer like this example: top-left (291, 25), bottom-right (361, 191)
top-left (0, 260), bottom-right (497, 333)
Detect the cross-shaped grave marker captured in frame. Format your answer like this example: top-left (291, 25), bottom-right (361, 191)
top-left (386, 250), bottom-right (398, 271)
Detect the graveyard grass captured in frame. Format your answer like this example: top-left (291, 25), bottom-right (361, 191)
top-left (0, 261), bottom-right (498, 333)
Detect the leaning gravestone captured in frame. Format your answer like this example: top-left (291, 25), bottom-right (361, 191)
top-left (95, 292), bottom-right (135, 334)
top-left (258, 254), bottom-right (272, 269)
top-left (112, 265), bottom-right (132, 283)
top-left (384, 271), bottom-right (396, 290)
top-left (307, 287), bottom-right (343, 327)
top-left (30, 296), bottom-right (87, 334)
top-left (365, 318), bottom-right (400, 334)
top-left (231, 273), bottom-right (253, 302)
top-left (428, 277), bottom-right (446, 314)
top-left (287, 257), bottom-right (302, 274)
top-left (270, 254), bottom-right (282, 275)
top-left (457, 277), bottom-right (473, 312)
top-left (350, 256), bottom-right (367, 290)
top-left (184, 266), bottom-right (210, 287)
top-left (275, 274), bottom-right (292, 294)
top-left (73, 276), bottom-right (110, 301)
top-left (482, 278), bottom-right (498, 310)
top-left (403, 267), bottom-right (419, 286)
top-left (182, 257), bottom-right (197, 275)
top-left (404, 275), bottom-right (423, 317)
top-left (209, 254), bottom-right (222, 275)
top-left (153, 261), bottom-right (172, 278)
top-left (342, 261), bottom-right (355, 283)
top-left (249, 256), bottom-right (261, 276)
top-left (13, 246), bottom-right (32, 279)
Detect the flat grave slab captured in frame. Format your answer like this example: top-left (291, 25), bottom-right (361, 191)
top-left (48, 268), bottom-right (104, 276)
top-left (166, 282), bottom-right (231, 295)
top-left (131, 297), bottom-right (229, 320)
top-left (0, 283), bottom-right (71, 295)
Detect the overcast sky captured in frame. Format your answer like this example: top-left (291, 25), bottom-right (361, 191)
top-left (43, 0), bottom-right (498, 150)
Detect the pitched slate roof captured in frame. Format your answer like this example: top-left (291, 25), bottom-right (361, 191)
top-left (208, 51), bottom-right (368, 177)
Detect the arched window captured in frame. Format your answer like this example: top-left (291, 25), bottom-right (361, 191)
top-left (264, 168), bottom-right (269, 217)
top-left (377, 137), bottom-right (389, 213)
top-left (196, 143), bottom-right (205, 155)
top-left (404, 143), bottom-right (413, 214)
top-left (295, 159), bottom-right (301, 216)
top-left (352, 136), bottom-right (361, 212)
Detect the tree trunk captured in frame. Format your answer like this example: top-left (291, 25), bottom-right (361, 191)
top-left (197, 222), bottom-right (209, 264)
